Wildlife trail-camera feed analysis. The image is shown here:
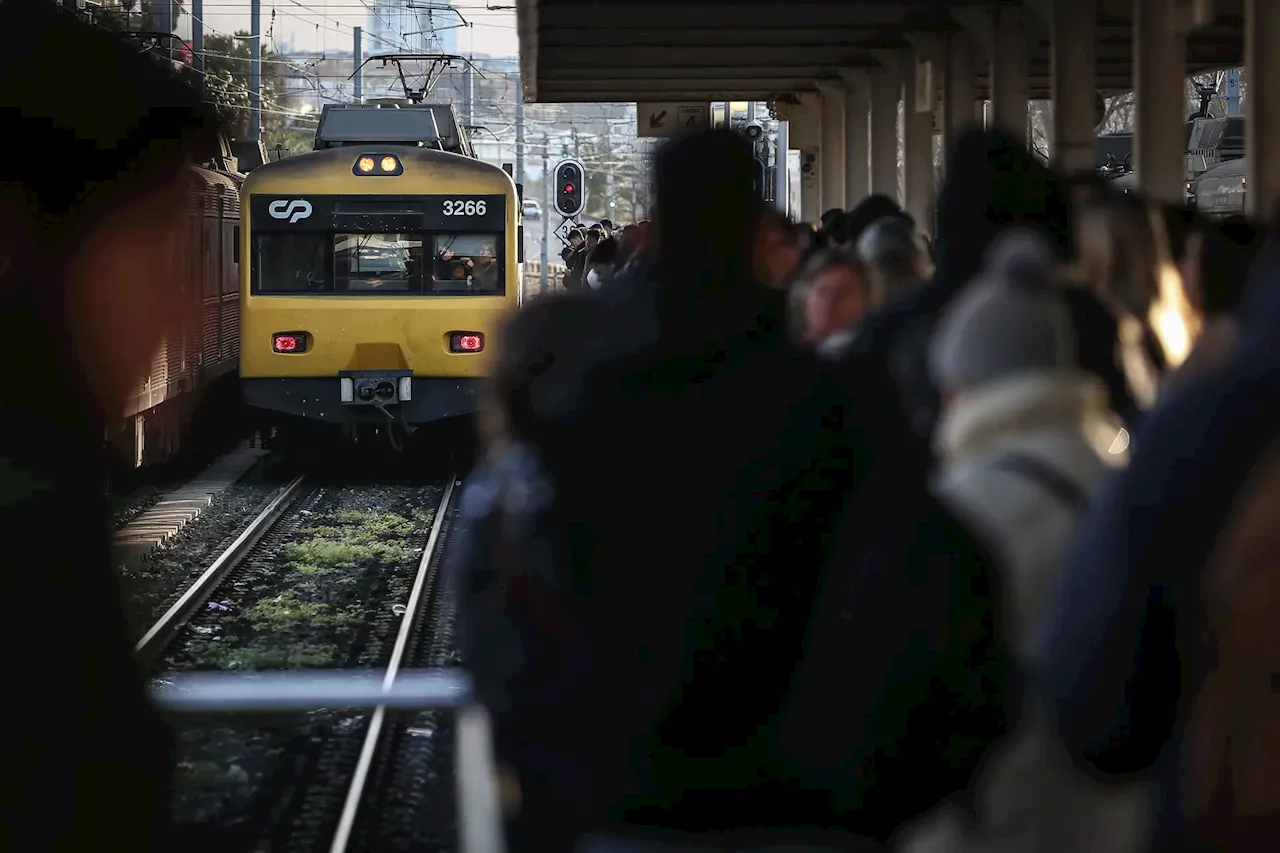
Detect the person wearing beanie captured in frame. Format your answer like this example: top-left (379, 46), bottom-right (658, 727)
top-left (899, 228), bottom-right (1144, 853)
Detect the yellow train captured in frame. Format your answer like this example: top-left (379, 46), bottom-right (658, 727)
top-left (239, 103), bottom-right (521, 448)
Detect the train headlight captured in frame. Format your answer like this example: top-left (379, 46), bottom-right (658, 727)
top-left (352, 153), bottom-right (404, 176)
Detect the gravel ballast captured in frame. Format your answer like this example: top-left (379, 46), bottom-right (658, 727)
top-left (116, 481), bottom-right (289, 642)
top-left (161, 482), bottom-right (447, 851)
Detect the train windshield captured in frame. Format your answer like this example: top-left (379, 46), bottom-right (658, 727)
top-left (254, 231), bottom-right (503, 295)
top-left (337, 233), bottom-right (421, 291)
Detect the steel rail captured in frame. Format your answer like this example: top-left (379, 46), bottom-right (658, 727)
top-left (328, 475), bottom-right (458, 853)
top-left (133, 475), bottom-right (308, 663)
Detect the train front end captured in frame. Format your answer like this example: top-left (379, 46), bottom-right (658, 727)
top-left (239, 145), bottom-right (519, 448)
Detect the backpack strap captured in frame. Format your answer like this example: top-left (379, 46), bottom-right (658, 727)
top-left (990, 452), bottom-right (1089, 511)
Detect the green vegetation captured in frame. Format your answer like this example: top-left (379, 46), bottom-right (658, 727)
top-left (177, 503), bottom-right (432, 672)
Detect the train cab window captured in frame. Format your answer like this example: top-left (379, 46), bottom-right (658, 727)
top-left (253, 230), bottom-right (503, 296)
top-left (336, 233), bottom-right (424, 292)
top-left (431, 234), bottom-right (503, 294)
top-left (254, 232), bottom-right (332, 293)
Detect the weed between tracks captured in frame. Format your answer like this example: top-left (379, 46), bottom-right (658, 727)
top-left (166, 486), bottom-right (442, 848)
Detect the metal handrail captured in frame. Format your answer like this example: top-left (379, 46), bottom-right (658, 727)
top-left (149, 668), bottom-right (472, 713)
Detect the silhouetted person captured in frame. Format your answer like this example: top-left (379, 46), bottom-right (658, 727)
top-left (472, 129), bottom-right (857, 848)
top-left (0, 3), bottom-right (218, 849)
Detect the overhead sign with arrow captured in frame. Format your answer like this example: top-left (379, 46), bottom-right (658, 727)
top-left (636, 102), bottom-right (710, 138)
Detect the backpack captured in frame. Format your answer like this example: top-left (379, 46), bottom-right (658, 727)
top-left (1183, 440), bottom-right (1280, 849)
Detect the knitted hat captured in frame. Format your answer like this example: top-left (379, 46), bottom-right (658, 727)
top-left (929, 227), bottom-right (1077, 392)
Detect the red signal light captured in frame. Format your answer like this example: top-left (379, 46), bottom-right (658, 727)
top-left (449, 332), bottom-right (485, 353)
top-left (272, 332), bottom-right (308, 353)
top-left (563, 183), bottom-right (575, 192)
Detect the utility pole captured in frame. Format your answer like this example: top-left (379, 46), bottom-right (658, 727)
top-left (604, 123), bottom-right (614, 219)
top-left (192, 0), bottom-right (205, 99)
top-left (515, 74), bottom-right (525, 186)
top-left (462, 63), bottom-right (474, 129)
top-left (540, 133), bottom-right (549, 295)
top-left (249, 0), bottom-right (261, 141)
top-left (353, 27), bottom-right (363, 102)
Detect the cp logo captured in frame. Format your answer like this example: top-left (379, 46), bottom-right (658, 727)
top-left (268, 199), bottom-right (313, 223)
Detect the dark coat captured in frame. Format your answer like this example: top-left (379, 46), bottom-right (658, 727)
top-left (457, 294), bottom-right (859, 847)
top-left (1, 405), bottom-right (172, 851)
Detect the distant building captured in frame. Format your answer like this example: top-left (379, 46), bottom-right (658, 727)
top-left (420, 4), bottom-right (460, 55)
top-left (364, 1), bottom-right (459, 54)
top-left (364, 0), bottom-right (419, 52)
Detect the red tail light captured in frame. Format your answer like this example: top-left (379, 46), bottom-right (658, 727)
top-left (449, 332), bottom-right (484, 353)
top-left (273, 332), bottom-right (308, 353)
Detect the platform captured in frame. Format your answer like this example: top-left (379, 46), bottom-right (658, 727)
top-left (111, 443), bottom-right (270, 569)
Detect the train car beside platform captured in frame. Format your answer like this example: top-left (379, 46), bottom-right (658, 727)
top-left (107, 162), bottom-right (245, 476)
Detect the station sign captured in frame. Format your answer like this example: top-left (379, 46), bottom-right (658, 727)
top-left (636, 102), bottom-right (711, 138)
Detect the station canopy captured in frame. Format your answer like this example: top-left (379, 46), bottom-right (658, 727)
top-left (517, 0), bottom-right (1244, 104)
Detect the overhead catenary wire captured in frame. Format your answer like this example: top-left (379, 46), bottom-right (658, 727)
top-left (122, 2), bottom-right (653, 212)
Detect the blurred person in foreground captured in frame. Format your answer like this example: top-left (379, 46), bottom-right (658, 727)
top-left (772, 129), bottom-right (1075, 843)
top-left (466, 129), bottom-right (859, 849)
top-left (754, 207), bottom-right (805, 290)
top-left (1166, 215), bottom-right (1267, 389)
top-left (896, 229), bottom-right (1144, 853)
top-left (819, 207), bottom-right (851, 248)
top-left (0, 2), bottom-right (218, 849)
top-left (844, 193), bottom-right (914, 249)
top-left (795, 248), bottom-right (877, 359)
top-left (1041, 232), bottom-right (1280, 852)
top-left (855, 215), bottom-right (934, 304)
top-left (1071, 189), bottom-right (1191, 424)
top-left (456, 293), bottom-right (610, 847)
top-left (837, 127), bottom-right (1076, 498)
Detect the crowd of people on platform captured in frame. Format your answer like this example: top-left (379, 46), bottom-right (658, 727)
top-left (10, 2), bottom-right (1280, 850)
top-left (461, 125), bottom-right (1280, 853)
top-left (558, 219), bottom-right (653, 293)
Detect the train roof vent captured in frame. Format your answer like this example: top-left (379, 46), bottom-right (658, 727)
top-left (314, 104), bottom-right (441, 149)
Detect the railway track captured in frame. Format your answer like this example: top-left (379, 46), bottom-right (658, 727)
top-left (330, 478), bottom-right (464, 853)
top-left (143, 475), bottom-right (462, 851)
top-left (134, 474), bottom-right (308, 664)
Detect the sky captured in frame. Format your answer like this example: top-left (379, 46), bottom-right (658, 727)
top-left (202, 0), bottom-right (519, 57)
